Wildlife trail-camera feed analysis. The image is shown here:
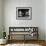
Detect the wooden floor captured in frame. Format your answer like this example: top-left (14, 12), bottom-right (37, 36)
top-left (0, 40), bottom-right (46, 46)
top-left (8, 40), bottom-right (46, 46)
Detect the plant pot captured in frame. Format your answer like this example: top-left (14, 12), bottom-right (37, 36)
top-left (0, 39), bottom-right (7, 44)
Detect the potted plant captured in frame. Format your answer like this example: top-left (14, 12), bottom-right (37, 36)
top-left (0, 26), bottom-right (7, 44)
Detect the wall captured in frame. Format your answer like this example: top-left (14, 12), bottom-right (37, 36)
top-left (3, 0), bottom-right (45, 40)
top-left (0, 0), bottom-right (3, 38)
top-left (33, 0), bottom-right (45, 40)
top-left (45, 0), bottom-right (46, 40)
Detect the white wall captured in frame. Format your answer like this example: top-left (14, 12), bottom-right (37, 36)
top-left (0, 0), bottom-right (3, 38)
top-left (45, 0), bottom-right (46, 40)
top-left (0, 0), bottom-right (2, 27)
top-left (3, 0), bottom-right (45, 40)
top-left (32, 0), bottom-right (45, 40)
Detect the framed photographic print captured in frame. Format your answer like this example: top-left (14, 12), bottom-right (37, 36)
top-left (16, 7), bottom-right (32, 20)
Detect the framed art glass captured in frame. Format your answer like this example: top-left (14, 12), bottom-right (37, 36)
top-left (16, 7), bottom-right (32, 20)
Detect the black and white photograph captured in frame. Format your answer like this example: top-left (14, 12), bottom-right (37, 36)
top-left (16, 7), bottom-right (32, 20)
top-left (18, 9), bottom-right (29, 17)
